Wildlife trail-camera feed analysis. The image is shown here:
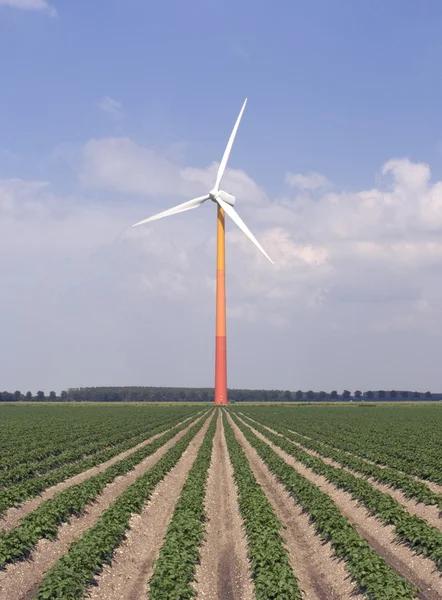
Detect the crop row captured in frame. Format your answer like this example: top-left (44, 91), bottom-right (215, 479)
top-left (229, 413), bottom-right (418, 600)
top-left (238, 413), bottom-right (442, 573)
top-left (0, 411), bottom-right (209, 568)
top-left (148, 412), bottom-right (217, 599)
top-left (0, 411), bottom-right (197, 488)
top-left (223, 412), bottom-right (303, 600)
top-left (237, 405), bottom-right (442, 484)
top-left (0, 405), bottom-right (200, 471)
top-left (0, 411), bottom-right (202, 515)
top-left (33, 412), bottom-right (213, 599)
top-left (240, 411), bottom-right (442, 509)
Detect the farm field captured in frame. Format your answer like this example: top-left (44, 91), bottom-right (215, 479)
top-left (1, 404), bottom-right (442, 599)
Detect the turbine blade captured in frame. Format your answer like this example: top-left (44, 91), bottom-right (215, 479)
top-left (217, 197), bottom-right (274, 264)
top-left (214, 98), bottom-right (247, 192)
top-left (132, 195), bottom-right (209, 227)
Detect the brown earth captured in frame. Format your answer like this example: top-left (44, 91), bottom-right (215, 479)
top-left (86, 413), bottom-right (214, 600)
top-left (242, 415), bottom-right (442, 532)
top-left (290, 436), bottom-right (442, 532)
top-left (226, 413), bottom-right (364, 600)
top-left (236, 415), bottom-right (442, 600)
top-left (0, 413), bottom-right (207, 600)
top-left (284, 425), bottom-right (442, 495)
top-left (0, 413), bottom-right (199, 532)
top-left (194, 412), bottom-right (255, 600)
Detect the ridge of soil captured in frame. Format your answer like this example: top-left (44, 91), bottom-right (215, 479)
top-left (86, 414), bottom-right (213, 600)
top-left (283, 425), bottom-right (442, 495)
top-left (236, 415), bottom-right (442, 600)
top-left (243, 416), bottom-right (442, 532)
top-left (0, 414), bottom-right (207, 600)
top-left (227, 413), bottom-right (364, 600)
top-left (194, 412), bottom-right (255, 600)
top-left (0, 414), bottom-right (198, 533)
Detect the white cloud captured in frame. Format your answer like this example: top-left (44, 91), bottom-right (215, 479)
top-left (79, 137), bottom-right (268, 205)
top-left (97, 96), bottom-right (124, 118)
top-left (0, 0), bottom-right (57, 16)
top-left (285, 170), bottom-right (331, 190)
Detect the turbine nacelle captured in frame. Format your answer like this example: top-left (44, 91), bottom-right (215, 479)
top-left (210, 190), bottom-right (236, 207)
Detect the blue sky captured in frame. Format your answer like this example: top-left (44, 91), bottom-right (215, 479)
top-left (4, 0), bottom-right (442, 189)
top-left (2, 0), bottom-right (442, 393)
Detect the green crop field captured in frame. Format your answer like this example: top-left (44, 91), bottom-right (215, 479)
top-left (1, 402), bottom-right (442, 599)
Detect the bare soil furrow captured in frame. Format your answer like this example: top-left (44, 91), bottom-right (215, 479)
top-left (293, 441), bottom-right (442, 532)
top-left (244, 417), bottom-right (442, 532)
top-left (249, 425), bottom-right (442, 531)
top-left (285, 427), bottom-right (442, 495)
top-left (227, 414), bottom-right (364, 600)
top-left (86, 414), bottom-right (213, 600)
top-left (238, 416), bottom-right (442, 600)
top-left (194, 413), bottom-right (255, 600)
top-left (0, 415), bottom-right (196, 532)
top-left (0, 414), bottom-right (206, 600)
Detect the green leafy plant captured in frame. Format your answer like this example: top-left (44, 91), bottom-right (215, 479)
top-left (33, 412), bottom-right (214, 600)
top-left (237, 412), bottom-right (442, 573)
top-left (148, 412), bottom-right (217, 599)
top-left (223, 412), bottom-right (303, 600)
top-left (229, 412), bottom-right (418, 600)
top-left (0, 410), bottom-right (210, 569)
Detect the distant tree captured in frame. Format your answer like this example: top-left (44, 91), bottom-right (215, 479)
top-left (26, 391), bottom-right (32, 401)
top-left (401, 391), bottom-right (409, 399)
top-left (318, 390), bottom-right (327, 401)
top-left (13, 390), bottom-right (21, 402)
top-left (425, 391), bottom-right (432, 399)
top-left (60, 390), bottom-right (68, 401)
top-left (366, 390), bottom-right (374, 399)
top-left (36, 390), bottom-right (45, 401)
top-left (49, 391), bottom-right (57, 401)
top-left (413, 391), bottom-right (421, 399)
top-left (295, 390), bottom-right (303, 401)
top-left (342, 390), bottom-right (351, 400)
top-left (390, 390), bottom-right (398, 400)
top-left (354, 390), bottom-right (362, 399)
top-left (283, 390), bottom-right (292, 402)
top-left (306, 390), bottom-right (315, 401)
top-left (378, 390), bottom-right (386, 399)
top-left (330, 390), bottom-right (338, 400)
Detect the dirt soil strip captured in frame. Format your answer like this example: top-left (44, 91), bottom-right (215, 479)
top-left (194, 412), bottom-right (255, 600)
top-left (0, 413), bottom-right (208, 600)
top-left (86, 413), bottom-right (214, 600)
top-left (243, 416), bottom-right (442, 531)
top-left (291, 438), bottom-right (442, 531)
top-left (0, 414), bottom-right (198, 532)
top-left (285, 426), bottom-right (442, 495)
top-left (226, 414), bottom-right (364, 600)
top-left (236, 415), bottom-right (442, 600)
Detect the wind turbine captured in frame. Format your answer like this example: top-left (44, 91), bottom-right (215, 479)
top-left (132, 99), bottom-right (273, 405)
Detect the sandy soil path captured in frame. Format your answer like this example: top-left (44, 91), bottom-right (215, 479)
top-left (227, 413), bottom-right (364, 600)
top-left (86, 413), bottom-right (214, 600)
top-left (242, 416), bottom-right (442, 532)
top-left (0, 413), bottom-right (199, 532)
top-left (194, 412), bottom-right (255, 600)
top-left (284, 425), bottom-right (442, 495)
top-left (0, 413), bottom-right (207, 600)
top-left (236, 415), bottom-right (442, 600)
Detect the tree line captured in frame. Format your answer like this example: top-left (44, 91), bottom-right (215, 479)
top-left (0, 386), bottom-right (441, 403)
